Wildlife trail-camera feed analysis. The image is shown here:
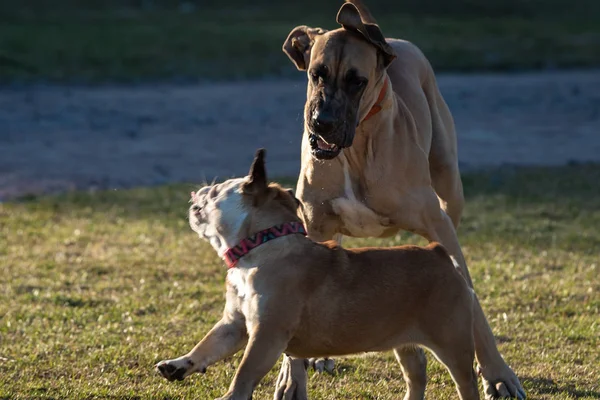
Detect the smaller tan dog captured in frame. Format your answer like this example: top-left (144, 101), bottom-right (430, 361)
top-left (156, 149), bottom-right (479, 400)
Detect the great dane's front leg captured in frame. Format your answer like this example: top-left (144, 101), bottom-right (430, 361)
top-left (219, 329), bottom-right (291, 400)
top-left (156, 316), bottom-right (247, 382)
top-left (411, 190), bottom-right (526, 399)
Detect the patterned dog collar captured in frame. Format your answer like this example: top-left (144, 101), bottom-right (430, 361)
top-left (223, 221), bottom-right (307, 268)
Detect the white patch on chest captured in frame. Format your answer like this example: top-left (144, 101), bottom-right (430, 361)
top-left (330, 154), bottom-right (390, 237)
top-left (227, 268), bottom-right (248, 299)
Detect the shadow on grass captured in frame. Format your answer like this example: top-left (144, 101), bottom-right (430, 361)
top-left (523, 377), bottom-right (600, 399)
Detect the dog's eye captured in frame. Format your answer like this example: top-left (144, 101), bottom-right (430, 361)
top-left (349, 76), bottom-right (367, 88)
top-left (345, 69), bottom-right (367, 88)
top-left (310, 71), bottom-right (323, 84)
top-left (310, 65), bottom-right (328, 83)
top-left (191, 204), bottom-right (202, 213)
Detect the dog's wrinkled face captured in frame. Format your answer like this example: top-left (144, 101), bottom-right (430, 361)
top-left (282, 3), bottom-right (396, 160)
top-left (304, 30), bottom-right (379, 160)
top-left (188, 149), bottom-right (301, 257)
top-left (189, 177), bottom-right (249, 256)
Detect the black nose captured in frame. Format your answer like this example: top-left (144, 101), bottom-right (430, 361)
top-left (312, 110), bottom-right (336, 133)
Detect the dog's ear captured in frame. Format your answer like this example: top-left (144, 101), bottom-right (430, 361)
top-left (286, 188), bottom-right (301, 208)
top-left (243, 149), bottom-right (268, 201)
top-left (336, 3), bottom-right (396, 68)
top-left (282, 25), bottom-right (327, 71)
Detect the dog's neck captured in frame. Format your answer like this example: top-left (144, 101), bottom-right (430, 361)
top-left (200, 191), bottom-right (304, 266)
top-left (361, 78), bottom-right (389, 123)
top-left (222, 221), bottom-right (307, 268)
top-left (341, 74), bottom-right (397, 165)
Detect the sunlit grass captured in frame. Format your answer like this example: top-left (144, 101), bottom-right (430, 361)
top-left (1, 164), bottom-right (599, 399)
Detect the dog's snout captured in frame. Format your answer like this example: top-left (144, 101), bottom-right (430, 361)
top-left (312, 108), bottom-right (336, 133)
top-left (191, 204), bottom-right (202, 214)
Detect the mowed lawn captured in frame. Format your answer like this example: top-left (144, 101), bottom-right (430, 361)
top-left (1, 165), bottom-right (599, 399)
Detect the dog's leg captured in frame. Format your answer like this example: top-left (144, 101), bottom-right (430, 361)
top-left (273, 233), bottom-right (339, 399)
top-left (305, 233), bottom-right (343, 374)
top-left (394, 346), bottom-right (427, 400)
top-left (219, 330), bottom-right (290, 400)
top-left (155, 317), bottom-right (247, 382)
top-left (423, 66), bottom-right (465, 229)
top-left (429, 341), bottom-right (480, 400)
top-left (401, 190), bottom-right (525, 399)
top-left (274, 355), bottom-right (309, 400)
top-left (429, 160), bottom-right (464, 229)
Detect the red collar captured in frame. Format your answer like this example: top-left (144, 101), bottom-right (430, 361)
top-left (223, 221), bottom-right (307, 268)
top-left (362, 79), bottom-right (389, 122)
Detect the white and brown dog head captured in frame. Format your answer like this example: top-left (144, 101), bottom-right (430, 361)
top-left (282, 1), bottom-right (396, 160)
top-left (189, 149), bottom-right (301, 257)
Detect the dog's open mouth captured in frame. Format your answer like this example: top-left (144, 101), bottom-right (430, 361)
top-left (309, 134), bottom-right (342, 160)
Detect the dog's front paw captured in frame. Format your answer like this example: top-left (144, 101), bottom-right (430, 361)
top-left (155, 356), bottom-right (204, 382)
top-left (478, 364), bottom-right (526, 399)
top-left (308, 357), bottom-right (335, 373)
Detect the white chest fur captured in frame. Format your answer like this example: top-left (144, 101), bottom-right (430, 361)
top-left (226, 268), bottom-right (249, 299)
top-left (330, 153), bottom-right (390, 237)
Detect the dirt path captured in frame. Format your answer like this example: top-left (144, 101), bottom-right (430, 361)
top-left (1, 70), bottom-right (599, 201)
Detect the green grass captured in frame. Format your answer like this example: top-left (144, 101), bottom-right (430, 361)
top-left (1, 164), bottom-right (599, 399)
top-left (1, 1), bottom-right (599, 83)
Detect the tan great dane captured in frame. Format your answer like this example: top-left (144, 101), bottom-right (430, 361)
top-left (275, 1), bottom-right (526, 399)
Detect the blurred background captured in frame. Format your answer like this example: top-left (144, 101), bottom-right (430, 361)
top-left (1, 0), bottom-right (599, 199)
top-left (2, 0), bottom-right (600, 81)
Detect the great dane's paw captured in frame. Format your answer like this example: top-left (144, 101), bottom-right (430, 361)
top-left (478, 364), bottom-right (526, 399)
top-left (155, 356), bottom-right (204, 382)
top-left (308, 357), bottom-right (335, 374)
top-left (274, 356), bottom-right (309, 400)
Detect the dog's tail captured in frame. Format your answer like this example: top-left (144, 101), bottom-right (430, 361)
top-left (345, 0), bottom-right (377, 24)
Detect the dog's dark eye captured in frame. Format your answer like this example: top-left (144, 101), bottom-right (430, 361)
top-left (310, 65), bottom-right (328, 83)
top-left (191, 204), bottom-right (202, 213)
top-left (345, 69), bottom-right (367, 89)
top-left (349, 75), bottom-right (367, 88)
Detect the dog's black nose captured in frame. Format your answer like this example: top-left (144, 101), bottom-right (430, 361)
top-left (312, 110), bottom-right (336, 133)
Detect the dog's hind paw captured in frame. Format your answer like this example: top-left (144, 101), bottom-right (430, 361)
top-left (308, 358), bottom-right (335, 373)
top-left (155, 356), bottom-right (203, 382)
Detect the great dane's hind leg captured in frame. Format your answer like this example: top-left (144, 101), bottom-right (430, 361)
top-left (400, 189), bottom-right (525, 399)
top-left (423, 68), bottom-right (464, 229)
top-left (430, 160), bottom-right (464, 229)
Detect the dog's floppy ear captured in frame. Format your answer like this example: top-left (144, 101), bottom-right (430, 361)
top-left (243, 148), bottom-right (268, 201)
top-left (282, 25), bottom-right (327, 71)
top-left (336, 3), bottom-right (396, 68)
